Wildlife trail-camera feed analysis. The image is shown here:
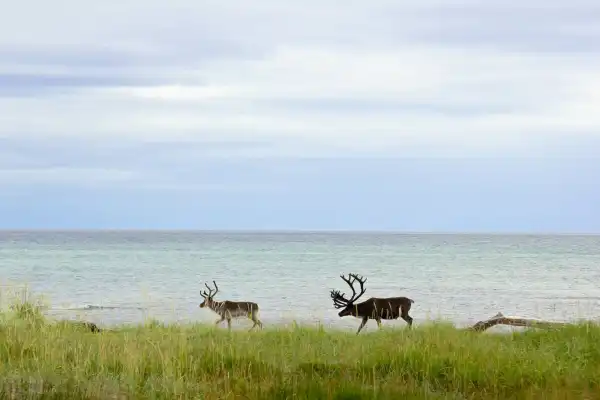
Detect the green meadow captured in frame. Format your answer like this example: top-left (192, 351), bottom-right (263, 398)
top-left (1, 300), bottom-right (599, 399)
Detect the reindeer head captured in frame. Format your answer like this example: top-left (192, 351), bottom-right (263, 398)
top-left (199, 280), bottom-right (219, 308)
top-left (330, 273), bottom-right (367, 317)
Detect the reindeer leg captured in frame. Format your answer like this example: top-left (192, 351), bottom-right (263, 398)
top-left (250, 309), bottom-right (263, 330)
top-left (356, 317), bottom-right (369, 335)
top-left (400, 303), bottom-right (414, 328)
top-left (249, 313), bottom-right (263, 331)
top-left (248, 315), bottom-right (257, 332)
top-left (220, 310), bottom-right (233, 331)
top-left (401, 311), bottom-right (413, 328)
top-left (254, 315), bottom-right (264, 329)
top-left (247, 312), bottom-right (255, 331)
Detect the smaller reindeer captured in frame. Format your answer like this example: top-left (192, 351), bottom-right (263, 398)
top-left (330, 273), bottom-right (414, 335)
top-left (199, 280), bottom-right (263, 331)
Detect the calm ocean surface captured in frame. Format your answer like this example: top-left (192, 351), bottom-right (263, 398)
top-left (1, 231), bottom-right (599, 332)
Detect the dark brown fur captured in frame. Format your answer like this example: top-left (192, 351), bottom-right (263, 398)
top-left (331, 273), bottom-right (414, 334)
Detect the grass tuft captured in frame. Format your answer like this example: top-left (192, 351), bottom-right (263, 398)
top-left (0, 302), bottom-right (598, 398)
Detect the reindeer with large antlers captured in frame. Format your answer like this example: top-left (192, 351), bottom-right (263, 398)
top-left (330, 273), bottom-right (414, 335)
top-left (199, 281), bottom-right (263, 331)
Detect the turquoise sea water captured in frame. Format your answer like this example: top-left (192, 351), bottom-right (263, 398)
top-left (1, 231), bottom-right (599, 332)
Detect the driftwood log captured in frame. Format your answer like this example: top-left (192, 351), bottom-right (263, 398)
top-left (468, 312), bottom-right (568, 332)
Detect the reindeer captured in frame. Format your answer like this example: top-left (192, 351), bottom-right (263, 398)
top-left (330, 273), bottom-right (414, 335)
top-left (199, 280), bottom-right (263, 331)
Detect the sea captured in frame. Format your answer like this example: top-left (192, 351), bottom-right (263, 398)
top-left (1, 230), bottom-right (599, 332)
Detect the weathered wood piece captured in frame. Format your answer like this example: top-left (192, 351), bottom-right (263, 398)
top-left (469, 312), bottom-right (568, 332)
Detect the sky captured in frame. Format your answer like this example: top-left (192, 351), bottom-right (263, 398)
top-left (1, 0), bottom-right (599, 232)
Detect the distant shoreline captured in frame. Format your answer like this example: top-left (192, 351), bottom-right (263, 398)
top-left (1, 229), bottom-right (599, 236)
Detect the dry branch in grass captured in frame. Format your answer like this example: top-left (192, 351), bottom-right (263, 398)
top-left (468, 312), bottom-right (569, 332)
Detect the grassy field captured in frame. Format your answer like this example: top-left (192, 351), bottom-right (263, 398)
top-left (1, 303), bottom-right (599, 399)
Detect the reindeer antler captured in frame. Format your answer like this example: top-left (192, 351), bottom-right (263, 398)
top-left (330, 289), bottom-right (349, 309)
top-left (330, 273), bottom-right (367, 308)
top-left (340, 273), bottom-right (367, 303)
top-left (200, 280), bottom-right (219, 299)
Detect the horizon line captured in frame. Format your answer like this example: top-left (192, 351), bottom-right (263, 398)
top-left (0, 228), bottom-right (599, 236)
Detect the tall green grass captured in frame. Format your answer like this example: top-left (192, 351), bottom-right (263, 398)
top-left (0, 301), bottom-right (599, 399)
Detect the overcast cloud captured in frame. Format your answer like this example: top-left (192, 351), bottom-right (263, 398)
top-left (1, 0), bottom-right (599, 230)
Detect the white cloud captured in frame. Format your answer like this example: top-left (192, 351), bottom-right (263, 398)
top-left (1, 0), bottom-right (600, 161)
top-left (0, 168), bottom-right (138, 187)
top-left (0, 165), bottom-right (293, 193)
